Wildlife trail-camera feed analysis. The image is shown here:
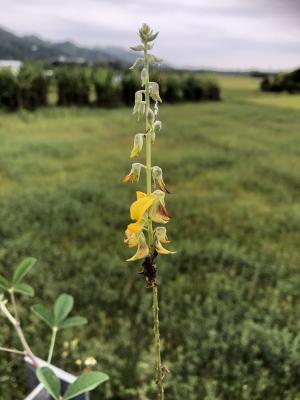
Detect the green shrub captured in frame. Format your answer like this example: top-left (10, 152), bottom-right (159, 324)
top-left (183, 74), bottom-right (204, 101)
top-left (0, 69), bottom-right (19, 110)
top-left (160, 73), bottom-right (183, 103)
top-left (93, 68), bottom-right (122, 107)
top-left (260, 69), bottom-right (300, 94)
top-left (202, 78), bottom-right (221, 100)
top-left (121, 71), bottom-right (140, 106)
top-left (56, 67), bottom-right (91, 106)
top-left (18, 63), bottom-right (50, 110)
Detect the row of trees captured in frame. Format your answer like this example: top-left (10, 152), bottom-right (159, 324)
top-left (0, 64), bottom-right (221, 110)
top-left (260, 68), bottom-right (300, 93)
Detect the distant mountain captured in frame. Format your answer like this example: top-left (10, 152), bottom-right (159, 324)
top-left (0, 27), bottom-right (136, 66)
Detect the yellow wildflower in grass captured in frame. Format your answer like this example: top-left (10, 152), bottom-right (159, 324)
top-left (70, 337), bottom-right (79, 349)
top-left (62, 351), bottom-right (69, 359)
top-left (75, 359), bottom-right (82, 367)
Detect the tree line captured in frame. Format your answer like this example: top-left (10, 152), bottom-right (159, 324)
top-left (0, 63), bottom-right (221, 110)
top-left (260, 68), bottom-right (300, 93)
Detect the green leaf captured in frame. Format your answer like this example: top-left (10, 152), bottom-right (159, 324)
top-left (36, 367), bottom-right (61, 400)
top-left (63, 371), bottom-right (109, 400)
top-left (13, 283), bottom-right (34, 297)
top-left (12, 257), bottom-right (37, 285)
top-left (31, 304), bottom-right (54, 327)
top-left (0, 275), bottom-right (9, 291)
top-left (59, 316), bottom-right (88, 329)
top-left (54, 294), bottom-right (74, 325)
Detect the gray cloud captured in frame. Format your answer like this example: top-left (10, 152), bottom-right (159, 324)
top-left (1, 0), bottom-right (299, 70)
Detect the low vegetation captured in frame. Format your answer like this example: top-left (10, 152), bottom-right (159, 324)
top-left (261, 68), bottom-right (300, 93)
top-left (0, 76), bottom-right (299, 399)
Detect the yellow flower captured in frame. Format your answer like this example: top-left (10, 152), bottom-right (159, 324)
top-left (126, 232), bottom-right (149, 261)
top-left (62, 351), bottom-right (69, 359)
top-left (152, 166), bottom-right (170, 193)
top-left (70, 337), bottom-right (79, 349)
top-left (121, 163), bottom-right (143, 184)
top-left (75, 359), bottom-right (82, 367)
top-left (130, 191), bottom-right (155, 221)
top-left (149, 190), bottom-right (171, 223)
top-left (84, 356), bottom-right (97, 367)
top-left (154, 227), bottom-right (176, 255)
top-left (130, 134), bottom-right (144, 158)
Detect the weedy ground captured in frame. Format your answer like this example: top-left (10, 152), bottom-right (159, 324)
top-left (0, 75), bottom-right (300, 399)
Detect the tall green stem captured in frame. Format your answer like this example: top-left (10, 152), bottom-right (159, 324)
top-left (144, 43), bottom-right (164, 400)
top-left (47, 327), bottom-right (58, 364)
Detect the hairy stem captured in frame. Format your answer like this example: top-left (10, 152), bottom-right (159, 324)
top-left (47, 327), bottom-right (58, 364)
top-left (153, 286), bottom-right (164, 400)
top-left (0, 346), bottom-right (25, 356)
top-left (10, 290), bottom-right (19, 321)
top-left (1, 295), bottom-right (40, 368)
top-left (144, 42), bottom-right (164, 400)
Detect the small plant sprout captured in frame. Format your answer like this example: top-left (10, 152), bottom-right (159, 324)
top-left (122, 23), bottom-right (175, 399)
top-left (0, 258), bottom-right (109, 398)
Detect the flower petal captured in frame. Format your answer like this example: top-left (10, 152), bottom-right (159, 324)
top-left (127, 233), bottom-right (149, 261)
top-left (130, 194), bottom-right (155, 221)
top-left (127, 222), bottom-right (143, 234)
top-left (155, 240), bottom-right (176, 255)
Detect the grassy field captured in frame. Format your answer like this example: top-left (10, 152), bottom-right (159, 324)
top-left (0, 76), bottom-right (300, 399)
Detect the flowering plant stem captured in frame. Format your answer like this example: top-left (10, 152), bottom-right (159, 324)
top-left (47, 326), bottom-right (58, 363)
top-left (144, 42), bottom-right (164, 400)
top-left (0, 293), bottom-right (40, 368)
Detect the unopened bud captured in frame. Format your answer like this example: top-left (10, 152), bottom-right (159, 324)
top-left (141, 68), bottom-right (148, 87)
top-left (146, 108), bottom-right (155, 126)
top-left (130, 133), bottom-right (144, 158)
top-left (149, 82), bottom-right (162, 102)
top-left (153, 120), bottom-right (162, 131)
top-left (129, 57), bottom-right (143, 70)
top-left (148, 54), bottom-right (163, 65)
top-left (130, 44), bottom-right (144, 51)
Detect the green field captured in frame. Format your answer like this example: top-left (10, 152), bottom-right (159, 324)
top-left (0, 76), bottom-right (300, 399)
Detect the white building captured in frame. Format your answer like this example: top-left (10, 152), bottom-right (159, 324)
top-left (0, 60), bottom-right (23, 74)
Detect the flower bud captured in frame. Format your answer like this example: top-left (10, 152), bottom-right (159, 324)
top-left (130, 133), bottom-right (144, 158)
top-left (153, 120), bottom-right (162, 131)
top-left (139, 23), bottom-right (159, 43)
top-left (146, 108), bottom-right (155, 126)
top-left (130, 44), bottom-right (144, 51)
top-left (152, 166), bottom-right (170, 193)
top-left (149, 82), bottom-right (162, 102)
top-left (121, 163), bottom-right (143, 183)
top-left (139, 23), bottom-right (151, 41)
top-left (147, 31), bottom-right (159, 42)
top-left (154, 227), bottom-right (170, 243)
top-left (141, 68), bottom-right (148, 87)
top-left (148, 54), bottom-right (163, 65)
top-left (129, 57), bottom-right (143, 70)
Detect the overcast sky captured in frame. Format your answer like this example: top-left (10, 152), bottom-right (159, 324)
top-left (1, 0), bottom-right (299, 70)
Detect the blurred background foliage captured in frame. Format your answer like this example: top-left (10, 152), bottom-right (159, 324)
top-left (0, 63), bottom-right (221, 110)
top-left (0, 75), bottom-right (300, 399)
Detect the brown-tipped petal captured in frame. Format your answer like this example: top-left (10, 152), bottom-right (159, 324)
top-left (121, 175), bottom-right (134, 184)
top-left (159, 204), bottom-right (171, 220)
top-left (155, 240), bottom-right (176, 255)
top-left (154, 227), bottom-right (171, 243)
top-left (156, 178), bottom-right (171, 194)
